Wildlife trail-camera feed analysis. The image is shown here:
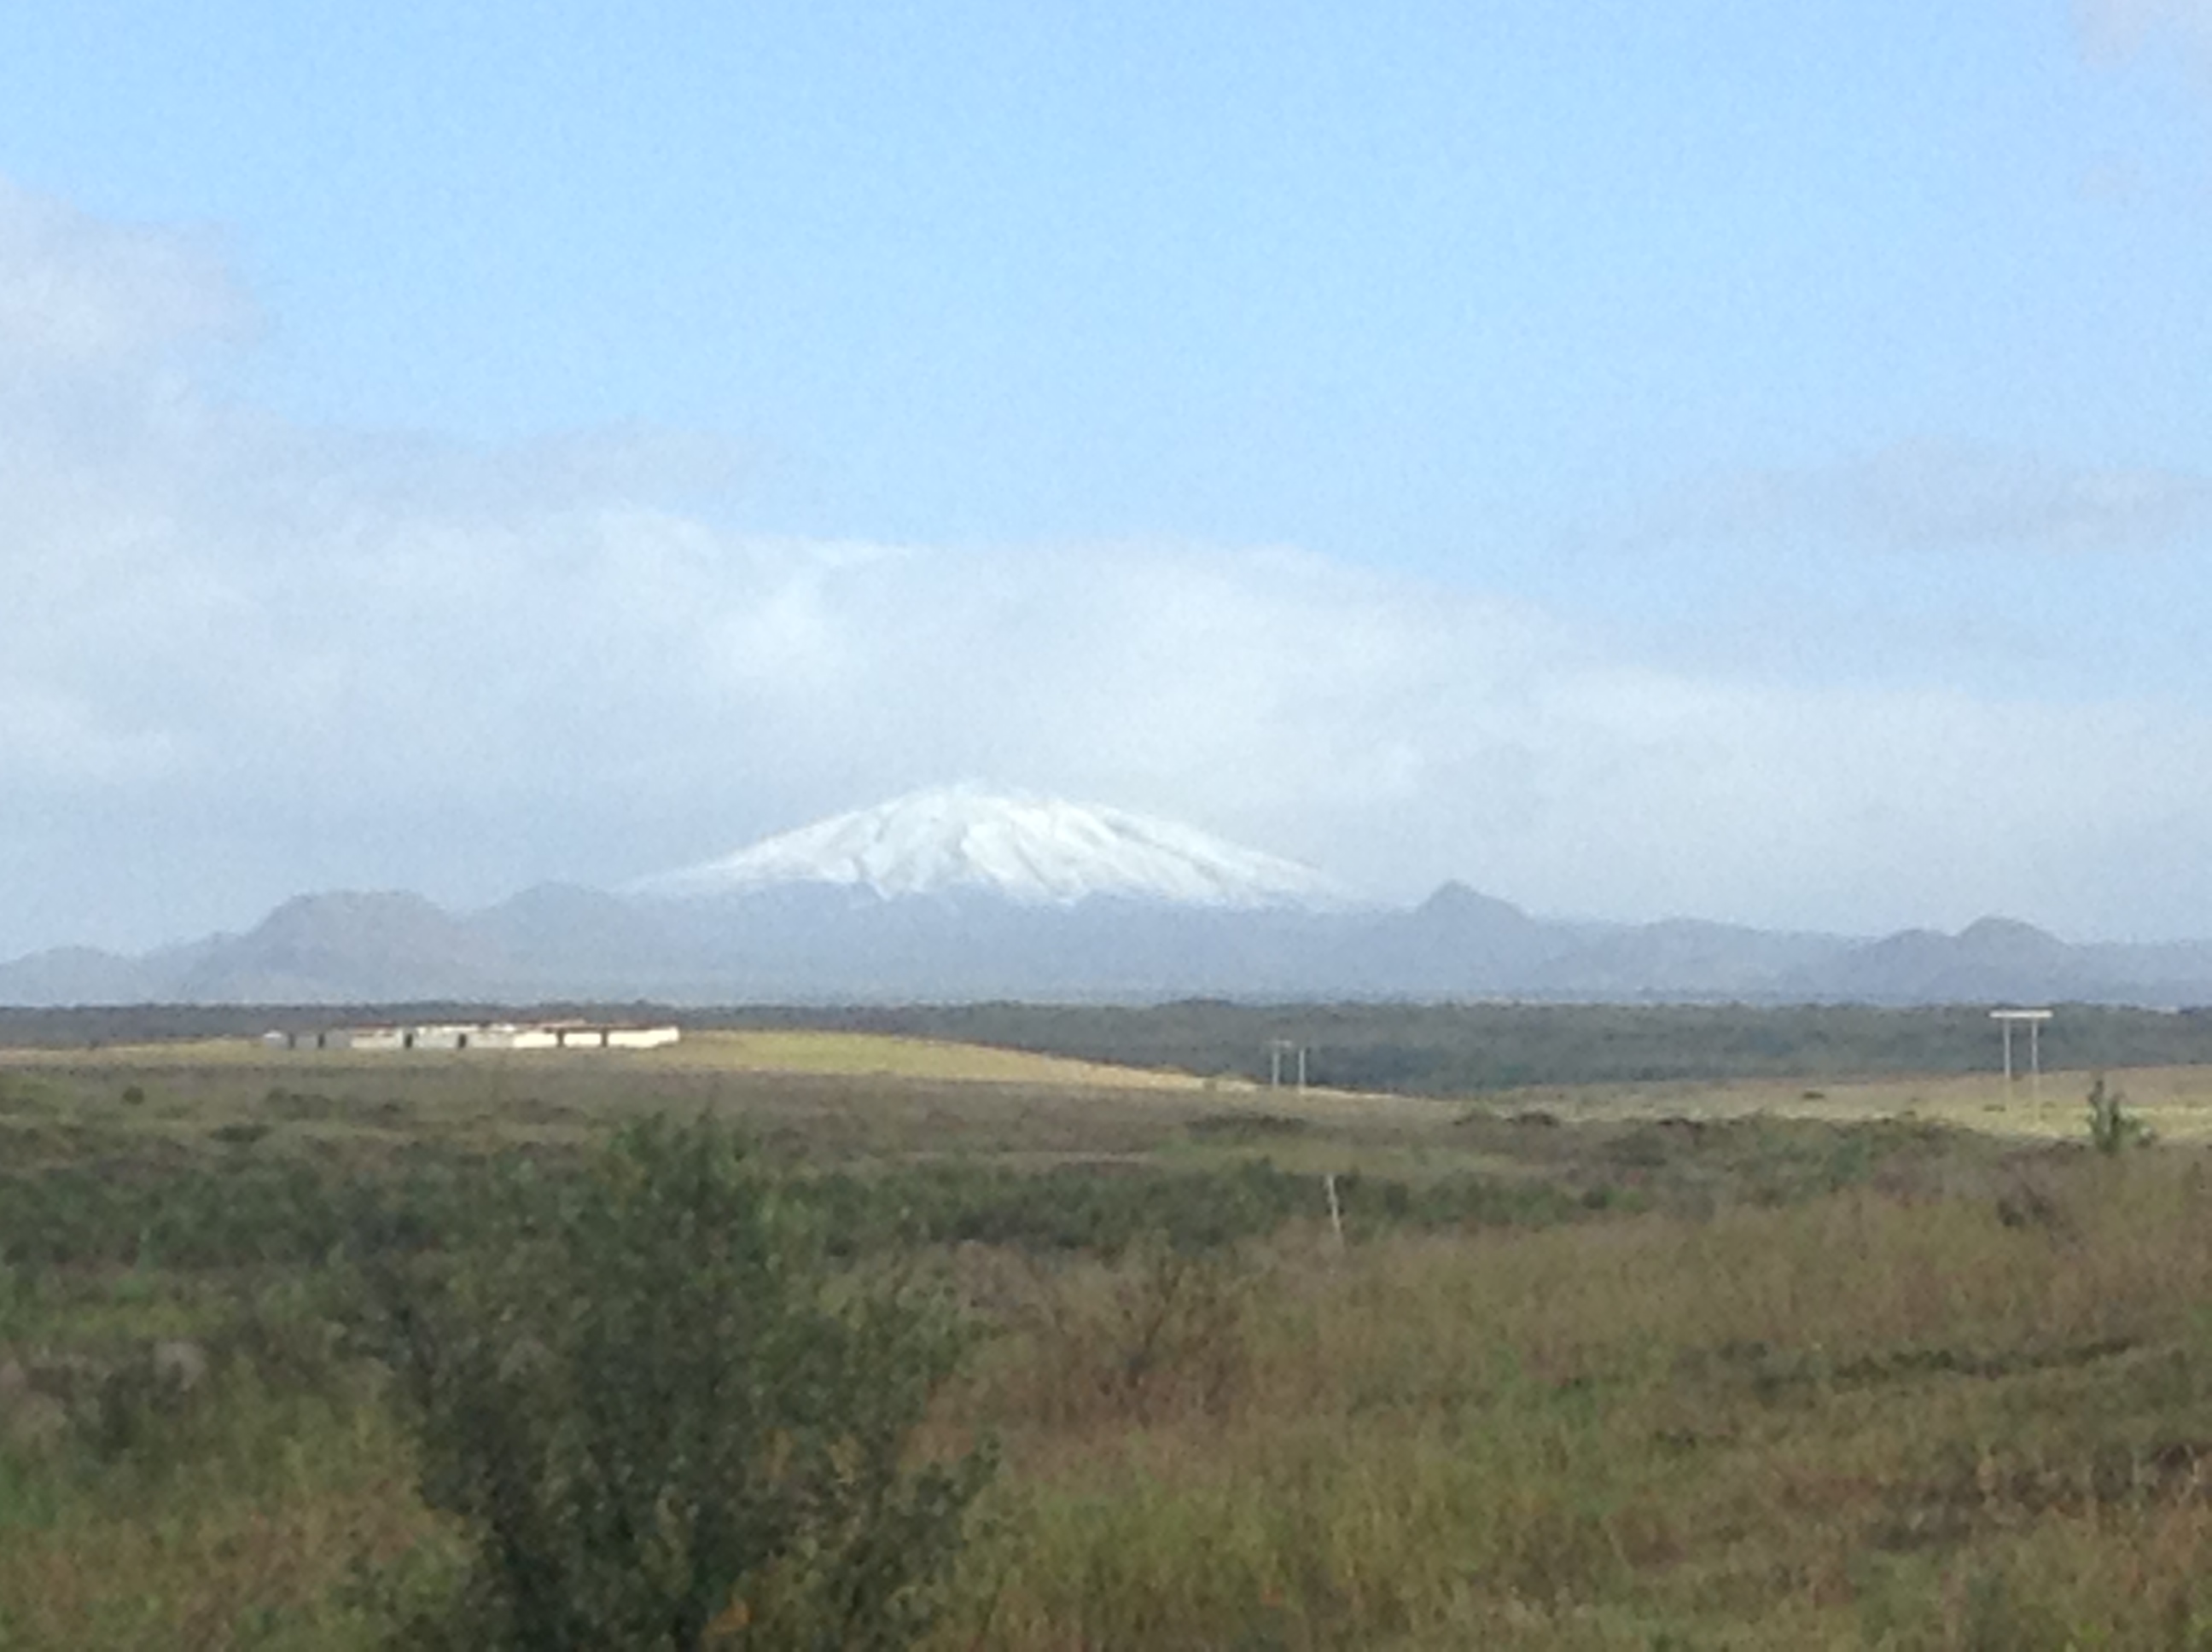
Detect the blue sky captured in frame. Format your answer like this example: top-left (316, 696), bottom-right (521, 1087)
top-left (3, 3), bottom-right (2211, 950)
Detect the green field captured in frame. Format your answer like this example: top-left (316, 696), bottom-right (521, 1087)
top-left (5, 1027), bottom-right (2212, 1647)
top-left (26, 1021), bottom-right (2212, 1143)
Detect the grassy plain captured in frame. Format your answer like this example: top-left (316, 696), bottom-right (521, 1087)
top-left (6, 1031), bottom-right (2212, 1646)
top-left (26, 1025), bottom-right (2212, 1145)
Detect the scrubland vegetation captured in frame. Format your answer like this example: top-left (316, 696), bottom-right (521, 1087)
top-left (6, 1038), bottom-right (2212, 1646)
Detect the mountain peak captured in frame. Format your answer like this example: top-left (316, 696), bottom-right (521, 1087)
top-left (1958, 915), bottom-right (2062, 946)
top-left (626, 783), bottom-right (1353, 910)
top-left (1413, 881), bottom-right (1532, 925)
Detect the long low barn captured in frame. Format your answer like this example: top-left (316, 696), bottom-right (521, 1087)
top-left (265, 1022), bottom-right (680, 1052)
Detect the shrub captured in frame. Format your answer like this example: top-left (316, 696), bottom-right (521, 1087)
top-left (365, 1114), bottom-right (991, 1651)
top-left (2086, 1075), bottom-right (2151, 1156)
top-left (1016, 1243), bottom-right (1256, 1428)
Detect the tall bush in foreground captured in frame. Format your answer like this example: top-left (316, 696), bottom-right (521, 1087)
top-left (368, 1116), bottom-right (990, 1651)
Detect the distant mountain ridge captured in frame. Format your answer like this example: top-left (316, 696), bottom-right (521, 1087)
top-left (8, 788), bottom-right (2212, 1006)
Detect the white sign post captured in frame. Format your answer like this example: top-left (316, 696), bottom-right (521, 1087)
top-left (1990, 1008), bottom-right (2054, 1103)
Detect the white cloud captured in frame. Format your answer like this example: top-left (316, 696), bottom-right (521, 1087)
top-left (9, 179), bottom-right (2212, 950)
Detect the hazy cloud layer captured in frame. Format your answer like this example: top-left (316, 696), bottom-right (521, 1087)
top-left (1624, 441), bottom-right (2212, 556)
top-left (2076, 0), bottom-right (2212, 72)
top-left (9, 178), bottom-right (2212, 951)
top-left (0, 177), bottom-right (250, 369)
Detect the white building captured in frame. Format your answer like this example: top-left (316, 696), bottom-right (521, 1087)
top-left (267, 1021), bottom-right (681, 1054)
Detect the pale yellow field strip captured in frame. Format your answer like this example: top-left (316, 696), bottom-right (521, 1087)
top-left (1512, 1066), bottom-right (2212, 1143)
top-left (637, 1030), bottom-right (1215, 1090)
top-left (0, 1030), bottom-right (1224, 1094)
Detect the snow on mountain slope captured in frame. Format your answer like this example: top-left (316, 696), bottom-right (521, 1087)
top-left (626, 784), bottom-right (1353, 910)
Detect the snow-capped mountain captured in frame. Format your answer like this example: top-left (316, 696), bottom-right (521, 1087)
top-left (22, 788), bottom-right (2212, 1007)
top-left (626, 783), bottom-right (1353, 910)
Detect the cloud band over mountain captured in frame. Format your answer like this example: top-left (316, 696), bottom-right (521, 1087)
top-left (8, 175), bottom-right (2212, 955)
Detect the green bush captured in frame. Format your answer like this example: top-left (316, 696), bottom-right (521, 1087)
top-left (365, 1115), bottom-right (991, 1651)
top-left (2086, 1075), bottom-right (2151, 1155)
